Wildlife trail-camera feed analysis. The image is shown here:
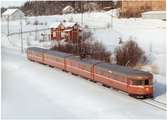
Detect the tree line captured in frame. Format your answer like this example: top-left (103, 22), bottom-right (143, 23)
top-left (16, 1), bottom-right (120, 16)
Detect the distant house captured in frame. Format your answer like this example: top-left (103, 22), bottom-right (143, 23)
top-left (50, 22), bottom-right (65, 40)
top-left (120, 0), bottom-right (166, 17)
top-left (50, 22), bottom-right (82, 43)
top-left (2, 9), bottom-right (25, 21)
top-left (62, 5), bottom-right (74, 14)
top-left (142, 11), bottom-right (166, 20)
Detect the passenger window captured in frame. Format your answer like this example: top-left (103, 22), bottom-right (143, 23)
top-left (133, 80), bottom-right (142, 85)
top-left (133, 80), bottom-right (149, 85)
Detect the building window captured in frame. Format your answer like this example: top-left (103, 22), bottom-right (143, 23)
top-left (53, 32), bottom-right (56, 37)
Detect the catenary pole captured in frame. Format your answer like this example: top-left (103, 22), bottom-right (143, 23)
top-left (20, 16), bottom-right (23, 53)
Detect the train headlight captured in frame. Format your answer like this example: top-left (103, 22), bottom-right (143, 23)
top-left (145, 88), bottom-right (149, 92)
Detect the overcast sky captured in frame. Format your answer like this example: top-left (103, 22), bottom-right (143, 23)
top-left (1, 0), bottom-right (28, 8)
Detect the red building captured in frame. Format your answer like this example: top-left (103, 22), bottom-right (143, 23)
top-left (50, 22), bottom-right (82, 43)
top-left (50, 22), bottom-right (65, 40)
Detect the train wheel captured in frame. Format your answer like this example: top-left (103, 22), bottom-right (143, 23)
top-left (112, 87), bottom-right (118, 91)
top-left (89, 79), bottom-right (95, 82)
top-left (145, 94), bottom-right (154, 98)
top-left (102, 84), bottom-right (110, 88)
top-left (48, 65), bottom-right (54, 68)
top-left (129, 94), bottom-right (145, 99)
top-left (71, 73), bottom-right (78, 76)
top-left (29, 59), bottom-right (34, 62)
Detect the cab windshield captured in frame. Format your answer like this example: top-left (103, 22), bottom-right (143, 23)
top-left (132, 80), bottom-right (150, 85)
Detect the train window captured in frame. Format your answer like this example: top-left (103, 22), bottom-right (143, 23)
top-left (133, 80), bottom-right (143, 85)
top-left (145, 79), bottom-right (149, 85)
top-left (133, 80), bottom-right (149, 85)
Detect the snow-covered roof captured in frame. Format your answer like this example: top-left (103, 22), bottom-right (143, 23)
top-left (63, 5), bottom-right (74, 12)
top-left (50, 22), bottom-right (78, 28)
top-left (142, 11), bottom-right (166, 15)
top-left (64, 29), bottom-right (73, 32)
top-left (63, 22), bottom-right (77, 28)
top-left (2, 9), bottom-right (19, 16)
top-left (50, 22), bottom-right (62, 28)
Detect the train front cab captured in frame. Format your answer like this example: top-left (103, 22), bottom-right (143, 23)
top-left (128, 78), bottom-right (153, 98)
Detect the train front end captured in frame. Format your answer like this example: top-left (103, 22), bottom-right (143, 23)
top-left (128, 74), bottom-right (153, 98)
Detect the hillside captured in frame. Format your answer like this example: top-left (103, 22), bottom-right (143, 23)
top-left (20, 1), bottom-right (119, 16)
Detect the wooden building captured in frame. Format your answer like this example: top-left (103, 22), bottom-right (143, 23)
top-left (120, 0), bottom-right (166, 17)
top-left (50, 23), bottom-right (65, 40)
top-left (62, 5), bottom-right (74, 14)
top-left (2, 9), bottom-right (25, 21)
top-left (50, 22), bottom-right (81, 43)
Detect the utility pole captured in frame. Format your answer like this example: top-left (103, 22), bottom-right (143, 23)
top-left (35, 3), bottom-right (38, 41)
top-left (7, 15), bottom-right (10, 51)
top-left (20, 16), bottom-right (23, 53)
top-left (111, 9), bottom-right (113, 29)
top-left (7, 15), bottom-right (9, 36)
top-left (81, 1), bottom-right (84, 25)
top-left (111, 9), bottom-right (113, 28)
top-left (35, 19), bottom-right (38, 41)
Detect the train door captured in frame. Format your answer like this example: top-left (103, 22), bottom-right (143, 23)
top-left (127, 79), bottom-right (131, 93)
top-left (91, 65), bottom-right (95, 80)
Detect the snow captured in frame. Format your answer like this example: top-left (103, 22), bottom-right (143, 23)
top-left (1, 11), bottom-right (166, 75)
top-left (63, 5), bottom-right (74, 12)
top-left (50, 22), bottom-right (62, 28)
top-left (141, 11), bottom-right (166, 20)
top-left (1, 48), bottom-right (166, 119)
top-left (63, 22), bottom-right (77, 27)
top-left (50, 21), bottom-right (77, 28)
top-left (2, 9), bottom-right (18, 15)
top-left (1, 10), bottom-right (166, 112)
top-left (154, 74), bottom-right (167, 104)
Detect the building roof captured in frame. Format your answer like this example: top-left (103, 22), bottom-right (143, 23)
top-left (2, 9), bottom-right (19, 16)
top-left (50, 22), bottom-right (78, 28)
top-left (62, 5), bottom-right (74, 12)
top-left (63, 22), bottom-right (77, 28)
top-left (64, 29), bottom-right (73, 32)
top-left (142, 11), bottom-right (166, 15)
top-left (50, 22), bottom-right (63, 28)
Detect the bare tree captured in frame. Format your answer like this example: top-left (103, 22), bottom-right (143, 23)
top-left (115, 40), bottom-right (145, 67)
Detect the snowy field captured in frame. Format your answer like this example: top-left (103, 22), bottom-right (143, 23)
top-left (1, 48), bottom-right (166, 119)
top-left (1, 10), bottom-right (166, 118)
top-left (1, 11), bottom-right (166, 75)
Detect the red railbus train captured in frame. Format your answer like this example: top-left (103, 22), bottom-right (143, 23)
top-left (27, 47), bottom-right (153, 98)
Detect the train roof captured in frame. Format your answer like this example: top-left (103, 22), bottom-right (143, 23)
top-left (27, 47), bottom-right (47, 53)
top-left (67, 56), bottom-right (101, 65)
top-left (46, 50), bottom-right (72, 58)
top-left (96, 63), bottom-right (153, 80)
top-left (82, 58), bottom-right (101, 64)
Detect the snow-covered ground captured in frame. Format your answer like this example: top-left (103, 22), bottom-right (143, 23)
top-left (1, 11), bottom-right (166, 75)
top-left (1, 11), bottom-right (166, 118)
top-left (1, 48), bottom-right (166, 119)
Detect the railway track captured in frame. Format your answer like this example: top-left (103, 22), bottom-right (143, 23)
top-left (109, 86), bottom-right (167, 111)
top-left (115, 89), bottom-right (167, 111)
top-left (69, 75), bottom-right (167, 111)
top-left (28, 53), bottom-right (166, 111)
top-left (142, 99), bottom-right (167, 111)
top-left (100, 85), bottom-right (167, 111)
top-left (93, 82), bottom-right (167, 111)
